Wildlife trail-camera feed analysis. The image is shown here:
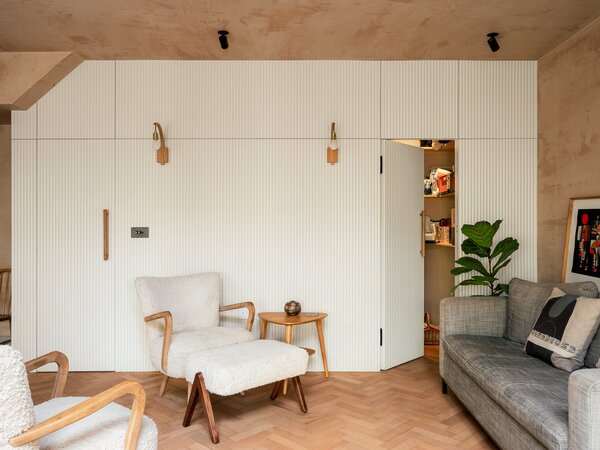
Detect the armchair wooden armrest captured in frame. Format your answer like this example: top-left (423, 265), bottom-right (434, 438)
top-left (25, 351), bottom-right (69, 399)
top-left (219, 301), bottom-right (256, 332)
top-left (9, 381), bottom-right (146, 450)
top-left (144, 311), bottom-right (172, 373)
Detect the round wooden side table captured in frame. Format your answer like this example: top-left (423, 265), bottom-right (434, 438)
top-left (259, 312), bottom-right (328, 394)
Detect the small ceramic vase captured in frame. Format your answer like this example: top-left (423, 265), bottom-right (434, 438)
top-left (284, 300), bottom-right (302, 316)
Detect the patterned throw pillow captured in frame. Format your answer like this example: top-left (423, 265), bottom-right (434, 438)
top-left (525, 288), bottom-right (600, 372)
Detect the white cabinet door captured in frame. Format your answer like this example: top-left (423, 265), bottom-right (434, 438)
top-left (456, 139), bottom-right (537, 294)
top-left (37, 140), bottom-right (114, 371)
top-left (37, 61), bottom-right (115, 139)
top-left (381, 61), bottom-right (458, 139)
top-left (458, 61), bottom-right (536, 138)
top-left (381, 140), bottom-right (424, 369)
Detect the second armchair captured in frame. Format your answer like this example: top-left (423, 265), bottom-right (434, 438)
top-left (135, 272), bottom-right (256, 396)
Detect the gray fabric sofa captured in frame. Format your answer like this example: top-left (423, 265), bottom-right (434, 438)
top-left (440, 278), bottom-right (600, 450)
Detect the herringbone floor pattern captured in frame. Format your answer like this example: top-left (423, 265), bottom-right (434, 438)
top-left (28, 347), bottom-right (496, 449)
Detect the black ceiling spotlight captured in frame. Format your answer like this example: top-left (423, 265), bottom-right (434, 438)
top-left (487, 32), bottom-right (500, 53)
top-left (218, 30), bottom-right (229, 50)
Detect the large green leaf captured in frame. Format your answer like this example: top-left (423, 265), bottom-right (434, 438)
top-left (454, 257), bottom-right (489, 276)
top-left (492, 237), bottom-right (520, 266)
top-left (461, 220), bottom-right (502, 248)
top-left (461, 238), bottom-right (489, 258)
top-left (451, 279), bottom-right (491, 295)
top-left (491, 258), bottom-right (512, 276)
top-left (471, 275), bottom-right (497, 284)
top-left (451, 266), bottom-right (472, 276)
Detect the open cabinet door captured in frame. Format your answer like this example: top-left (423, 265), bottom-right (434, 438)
top-left (381, 140), bottom-right (424, 370)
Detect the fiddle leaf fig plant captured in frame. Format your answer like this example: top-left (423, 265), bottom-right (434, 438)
top-left (451, 220), bottom-right (519, 296)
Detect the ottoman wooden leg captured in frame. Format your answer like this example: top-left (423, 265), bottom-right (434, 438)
top-left (183, 376), bottom-right (200, 427)
top-left (270, 381), bottom-right (283, 400)
top-left (183, 373), bottom-right (220, 444)
top-left (292, 376), bottom-right (308, 413)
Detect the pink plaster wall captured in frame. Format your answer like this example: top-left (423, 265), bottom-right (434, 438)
top-left (538, 17), bottom-right (600, 281)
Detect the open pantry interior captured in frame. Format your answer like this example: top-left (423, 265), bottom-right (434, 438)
top-left (423, 140), bottom-right (455, 327)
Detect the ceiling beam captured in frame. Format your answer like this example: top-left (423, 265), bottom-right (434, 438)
top-left (0, 51), bottom-right (82, 112)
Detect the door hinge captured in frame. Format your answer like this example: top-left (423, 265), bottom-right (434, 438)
top-left (379, 155), bottom-right (383, 174)
top-left (380, 328), bottom-right (383, 346)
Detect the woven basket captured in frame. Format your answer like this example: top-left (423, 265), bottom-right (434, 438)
top-left (424, 312), bottom-right (440, 346)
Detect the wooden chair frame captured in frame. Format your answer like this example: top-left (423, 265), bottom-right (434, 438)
top-left (25, 351), bottom-right (69, 399)
top-left (144, 301), bottom-right (256, 397)
top-left (9, 351), bottom-right (147, 450)
top-left (182, 372), bottom-right (307, 444)
top-left (0, 268), bottom-right (11, 343)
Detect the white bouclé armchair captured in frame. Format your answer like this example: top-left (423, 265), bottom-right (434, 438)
top-left (135, 273), bottom-right (256, 396)
top-left (0, 346), bottom-right (157, 450)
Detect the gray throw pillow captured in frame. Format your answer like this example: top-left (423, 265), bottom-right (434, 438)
top-left (505, 278), bottom-right (599, 344)
top-left (525, 288), bottom-right (600, 372)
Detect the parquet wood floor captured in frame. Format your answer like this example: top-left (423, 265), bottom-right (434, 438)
top-left (28, 346), bottom-right (496, 449)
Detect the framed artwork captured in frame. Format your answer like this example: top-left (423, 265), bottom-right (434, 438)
top-left (562, 197), bottom-right (600, 287)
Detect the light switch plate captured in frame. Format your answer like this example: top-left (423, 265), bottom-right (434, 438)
top-left (131, 227), bottom-right (149, 238)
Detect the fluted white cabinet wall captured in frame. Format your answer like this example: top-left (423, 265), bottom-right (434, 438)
top-left (38, 61), bottom-right (115, 139)
top-left (458, 61), bottom-right (537, 139)
top-left (455, 61), bottom-right (537, 295)
top-left (116, 61), bottom-right (380, 139)
top-left (114, 138), bottom-right (380, 371)
top-left (12, 60), bottom-right (537, 371)
top-left (455, 139), bottom-right (537, 295)
top-left (37, 140), bottom-right (115, 371)
top-left (381, 61), bottom-right (459, 139)
top-left (11, 138), bottom-right (37, 362)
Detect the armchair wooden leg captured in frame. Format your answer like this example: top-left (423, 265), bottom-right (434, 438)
top-left (159, 374), bottom-right (169, 397)
top-left (442, 379), bottom-right (448, 395)
top-left (291, 377), bottom-right (308, 413)
top-left (270, 381), bottom-right (282, 400)
top-left (183, 373), bottom-right (219, 444)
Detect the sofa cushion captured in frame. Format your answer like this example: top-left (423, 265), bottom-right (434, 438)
top-left (584, 297), bottom-right (600, 367)
top-left (506, 278), bottom-right (598, 345)
top-left (444, 335), bottom-right (569, 450)
top-left (525, 288), bottom-right (600, 372)
top-left (585, 331), bottom-right (600, 368)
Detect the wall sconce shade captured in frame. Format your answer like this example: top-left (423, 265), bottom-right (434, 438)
top-left (153, 122), bottom-right (169, 165)
top-left (327, 122), bottom-right (339, 165)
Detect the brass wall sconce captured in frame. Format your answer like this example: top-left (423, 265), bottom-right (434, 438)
top-left (327, 122), bottom-right (338, 165)
top-left (152, 122), bottom-right (169, 165)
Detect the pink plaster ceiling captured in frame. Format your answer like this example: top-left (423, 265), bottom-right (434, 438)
top-left (1, 0), bottom-right (599, 60)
